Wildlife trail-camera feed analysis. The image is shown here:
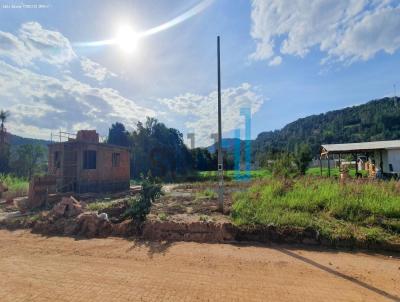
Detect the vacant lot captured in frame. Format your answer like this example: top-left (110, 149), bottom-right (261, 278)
top-left (0, 230), bottom-right (399, 302)
top-left (232, 177), bottom-right (400, 245)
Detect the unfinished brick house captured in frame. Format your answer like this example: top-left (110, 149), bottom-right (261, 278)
top-left (48, 130), bottom-right (130, 193)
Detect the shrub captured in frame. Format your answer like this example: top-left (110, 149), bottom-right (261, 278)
top-left (123, 176), bottom-right (163, 222)
top-left (294, 144), bottom-right (312, 175)
top-left (269, 153), bottom-right (298, 178)
top-left (196, 188), bottom-right (217, 199)
top-left (0, 174), bottom-right (29, 198)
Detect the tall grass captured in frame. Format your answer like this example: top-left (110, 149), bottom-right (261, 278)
top-left (306, 167), bottom-right (369, 178)
top-left (0, 174), bottom-right (29, 198)
top-left (231, 177), bottom-right (400, 242)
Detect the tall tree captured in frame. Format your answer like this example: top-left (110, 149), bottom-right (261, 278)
top-left (0, 110), bottom-right (9, 132)
top-left (0, 109), bottom-right (10, 173)
top-left (130, 117), bottom-right (192, 179)
top-left (108, 122), bottom-right (130, 147)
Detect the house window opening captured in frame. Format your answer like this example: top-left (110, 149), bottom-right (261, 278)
top-left (112, 153), bottom-right (121, 167)
top-left (54, 151), bottom-right (61, 169)
top-left (83, 150), bottom-right (96, 169)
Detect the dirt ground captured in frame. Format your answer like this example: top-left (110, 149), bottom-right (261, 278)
top-left (0, 230), bottom-right (399, 302)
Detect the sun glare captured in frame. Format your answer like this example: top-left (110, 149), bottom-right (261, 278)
top-left (115, 25), bottom-right (138, 53)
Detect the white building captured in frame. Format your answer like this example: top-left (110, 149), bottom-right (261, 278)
top-left (320, 140), bottom-right (400, 176)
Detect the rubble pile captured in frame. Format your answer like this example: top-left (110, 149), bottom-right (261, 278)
top-left (50, 196), bottom-right (84, 218)
top-left (33, 197), bottom-right (138, 237)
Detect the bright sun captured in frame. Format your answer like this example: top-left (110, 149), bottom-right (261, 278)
top-left (115, 25), bottom-right (139, 53)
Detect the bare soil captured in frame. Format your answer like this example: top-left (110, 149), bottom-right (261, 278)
top-left (148, 182), bottom-right (249, 223)
top-left (0, 230), bottom-right (399, 302)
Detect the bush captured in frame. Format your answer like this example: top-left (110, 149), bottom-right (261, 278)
top-left (294, 144), bottom-right (312, 175)
top-left (269, 153), bottom-right (298, 178)
top-left (123, 175), bottom-right (163, 222)
top-left (0, 174), bottom-right (29, 198)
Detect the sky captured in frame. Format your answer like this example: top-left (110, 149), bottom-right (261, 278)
top-left (0, 0), bottom-right (399, 147)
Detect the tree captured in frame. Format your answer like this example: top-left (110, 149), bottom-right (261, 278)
top-left (294, 144), bottom-right (312, 175)
top-left (107, 122), bottom-right (130, 147)
top-left (0, 109), bottom-right (10, 173)
top-left (11, 144), bottom-right (46, 179)
top-left (130, 117), bottom-right (192, 180)
top-left (252, 97), bottom-right (400, 161)
top-left (0, 110), bottom-right (9, 131)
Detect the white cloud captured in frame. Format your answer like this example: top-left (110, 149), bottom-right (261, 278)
top-left (250, 0), bottom-right (400, 65)
top-left (0, 60), bottom-right (155, 139)
top-left (0, 22), bottom-right (150, 139)
top-left (158, 83), bottom-right (264, 147)
top-left (80, 57), bottom-right (116, 82)
top-left (0, 22), bottom-right (76, 67)
top-left (269, 56), bottom-right (282, 66)
top-left (0, 22), bottom-right (116, 81)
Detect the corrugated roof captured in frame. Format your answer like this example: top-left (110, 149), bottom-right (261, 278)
top-left (322, 140), bottom-right (400, 153)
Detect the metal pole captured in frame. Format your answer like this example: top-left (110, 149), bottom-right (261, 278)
top-left (319, 155), bottom-right (322, 176)
top-left (217, 36), bottom-right (224, 213)
top-left (327, 154), bottom-right (331, 177)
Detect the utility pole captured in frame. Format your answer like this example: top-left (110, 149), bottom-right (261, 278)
top-left (217, 36), bottom-right (224, 213)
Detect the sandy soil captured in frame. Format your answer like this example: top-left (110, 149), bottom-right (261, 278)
top-left (0, 230), bottom-right (399, 302)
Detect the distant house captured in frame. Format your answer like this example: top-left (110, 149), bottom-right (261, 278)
top-left (48, 130), bottom-right (130, 193)
top-left (320, 140), bottom-right (400, 177)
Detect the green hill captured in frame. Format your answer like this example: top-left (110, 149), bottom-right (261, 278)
top-left (253, 97), bottom-right (400, 158)
top-left (9, 133), bottom-right (50, 150)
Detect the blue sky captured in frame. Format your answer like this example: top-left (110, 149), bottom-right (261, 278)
top-left (0, 0), bottom-right (399, 146)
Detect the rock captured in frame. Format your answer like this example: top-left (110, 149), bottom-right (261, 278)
top-left (50, 196), bottom-right (83, 218)
top-left (76, 213), bottom-right (111, 238)
top-left (97, 213), bottom-right (109, 221)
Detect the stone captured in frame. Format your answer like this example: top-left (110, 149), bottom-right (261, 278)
top-left (50, 196), bottom-right (83, 218)
top-left (76, 213), bottom-right (112, 238)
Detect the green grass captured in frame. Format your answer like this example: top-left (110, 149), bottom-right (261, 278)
top-left (306, 167), bottom-right (369, 178)
top-left (196, 188), bottom-right (217, 199)
top-left (0, 174), bottom-right (29, 198)
top-left (198, 170), bottom-right (272, 181)
top-left (158, 212), bottom-right (168, 221)
top-left (87, 199), bottom-right (122, 212)
top-left (231, 177), bottom-right (400, 244)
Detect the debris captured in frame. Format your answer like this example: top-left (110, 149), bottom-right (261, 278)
top-left (97, 213), bottom-right (109, 221)
top-left (50, 196), bottom-right (83, 218)
top-left (77, 213), bottom-right (111, 237)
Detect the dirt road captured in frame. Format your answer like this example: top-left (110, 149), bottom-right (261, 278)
top-left (0, 230), bottom-right (399, 302)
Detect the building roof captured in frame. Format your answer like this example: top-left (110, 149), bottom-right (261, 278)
top-left (321, 140), bottom-right (400, 153)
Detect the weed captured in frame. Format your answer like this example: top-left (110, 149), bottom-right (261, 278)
top-left (158, 212), bottom-right (168, 221)
top-left (0, 174), bottom-right (29, 198)
top-left (199, 215), bottom-right (210, 222)
top-left (196, 188), bottom-right (217, 199)
top-left (231, 177), bottom-right (400, 243)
